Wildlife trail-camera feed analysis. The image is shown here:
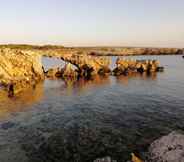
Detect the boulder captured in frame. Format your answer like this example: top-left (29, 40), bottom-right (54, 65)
top-left (98, 66), bottom-right (111, 75)
top-left (148, 131), bottom-right (184, 162)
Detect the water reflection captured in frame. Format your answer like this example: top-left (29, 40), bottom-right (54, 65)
top-left (62, 75), bottom-right (111, 95)
top-left (0, 73), bottom-right (158, 121)
top-left (116, 72), bottom-right (157, 85)
top-left (60, 73), bottom-right (158, 96)
top-left (0, 83), bottom-right (44, 120)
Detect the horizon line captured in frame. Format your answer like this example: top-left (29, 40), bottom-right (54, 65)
top-left (0, 43), bottom-right (183, 49)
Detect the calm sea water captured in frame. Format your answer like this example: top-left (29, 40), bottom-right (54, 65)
top-left (0, 55), bottom-right (184, 162)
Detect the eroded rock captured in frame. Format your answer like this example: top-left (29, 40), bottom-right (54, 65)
top-left (0, 48), bottom-right (44, 94)
top-left (62, 63), bottom-right (78, 78)
top-left (113, 58), bottom-right (164, 76)
top-left (148, 131), bottom-right (184, 162)
top-left (61, 54), bottom-right (111, 77)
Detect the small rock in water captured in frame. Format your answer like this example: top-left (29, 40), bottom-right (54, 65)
top-left (94, 156), bottom-right (117, 162)
top-left (45, 67), bottom-right (62, 78)
top-left (156, 67), bottom-right (164, 72)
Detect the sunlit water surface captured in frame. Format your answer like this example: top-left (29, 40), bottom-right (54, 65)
top-left (0, 55), bottom-right (184, 162)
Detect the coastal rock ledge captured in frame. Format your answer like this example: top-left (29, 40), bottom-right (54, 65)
top-left (0, 48), bottom-right (44, 94)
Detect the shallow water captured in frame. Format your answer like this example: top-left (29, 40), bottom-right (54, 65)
top-left (0, 55), bottom-right (184, 162)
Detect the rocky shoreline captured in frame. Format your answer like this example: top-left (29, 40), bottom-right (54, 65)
top-left (0, 48), bottom-right (166, 95)
top-left (0, 47), bottom-right (184, 162)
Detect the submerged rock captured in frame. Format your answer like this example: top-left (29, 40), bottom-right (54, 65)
top-left (148, 131), bottom-right (184, 162)
top-left (94, 156), bottom-right (117, 162)
top-left (0, 48), bottom-right (44, 94)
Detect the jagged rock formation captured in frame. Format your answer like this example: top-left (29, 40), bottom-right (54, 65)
top-left (0, 48), bottom-right (44, 94)
top-left (60, 54), bottom-right (111, 77)
top-left (148, 131), bottom-right (184, 162)
top-left (45, 64), bottom-right (79, 79)
top-left (113, 58), bottom-right (163, 76)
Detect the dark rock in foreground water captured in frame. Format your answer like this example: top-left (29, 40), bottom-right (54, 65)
top-left (148, 131), bottom-right (184, 162)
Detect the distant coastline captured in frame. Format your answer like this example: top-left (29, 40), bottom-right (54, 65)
top-left (0, 44), bottom-right (183, 56)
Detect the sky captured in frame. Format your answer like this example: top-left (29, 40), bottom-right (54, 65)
top-left (0, 0), bottom-right (184, 47)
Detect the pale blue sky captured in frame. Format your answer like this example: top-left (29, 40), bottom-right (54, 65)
top-left (0, 0), bottom-right (184, 47)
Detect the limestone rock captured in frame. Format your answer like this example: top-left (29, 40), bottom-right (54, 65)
top-left (113, 58), bottom-right (163, 76)
top-left (62, 63), bottom-right (78, 78)
top-left (0, 48), bottom-right (44, 94)
top-left (148, 131), bottom-right (184, 162)
top-left (61, 54), bottom-right (111, 77)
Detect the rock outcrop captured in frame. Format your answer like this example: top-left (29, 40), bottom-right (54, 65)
top-left (148, 131), bottom-right (184, 162)
top-left (60, 54), bottom-right (111, 77)
top-left (113, 58), bottom-right (163, 76)
top-left (0, 48), bottom-right (44, 94)
top-left (61, 63), bottom-right (78, 78)
top-left (45, 63), bottom-right (78, 79)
